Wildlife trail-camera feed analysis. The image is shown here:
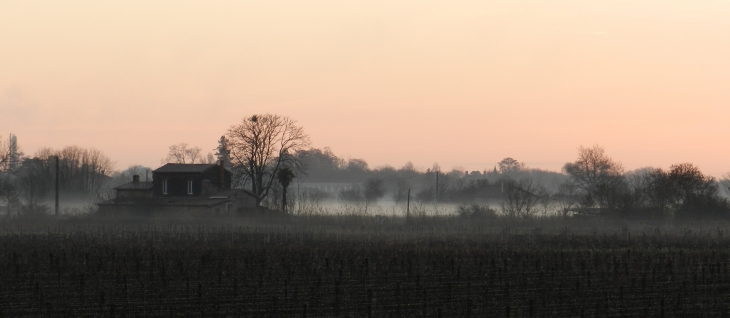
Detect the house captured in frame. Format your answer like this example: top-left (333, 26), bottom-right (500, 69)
top-left (97, 163), bottom-right (257, 216)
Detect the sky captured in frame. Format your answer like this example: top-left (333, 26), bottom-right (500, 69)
top-left (1, 1), bottom-right (730, 176)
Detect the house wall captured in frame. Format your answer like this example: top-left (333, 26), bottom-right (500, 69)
top-left (116, 189), bottom-right (153, 199)
top-left (152, 167), bottom-right (232, 197)
top-left (153, 172), bottom-right (203, 197)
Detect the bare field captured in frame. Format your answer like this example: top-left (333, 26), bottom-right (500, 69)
top-left (1, 216), bottom-right (729, 317)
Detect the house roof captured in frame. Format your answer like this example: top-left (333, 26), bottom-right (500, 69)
top-left (114, 181), bottom-right (153, 190)
top-left (153, 163), bottom-right (222, 173)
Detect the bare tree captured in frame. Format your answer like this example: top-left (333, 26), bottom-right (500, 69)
top-left (563, 145), bottom-right (624, 209)
top-left (15, 158), bottom-right (52, 214)
top-left (164, 143), bottom-right (203, 164)
top-left (393, 178), bottom-right (411, 202)
top-left (536, 185), bottom-right (553, 217)
top-left (0, 135), bottom-right (8, 171)
top-left (555, 181), bottom-right (579, 218)
top-left (34, 146), bottom-right (114, 195)
top-left (226, 114), bottom-right (311, 206)
top-left (500, 178), bottom-right (540, 218)
top-left (204, 152), bottom-right (216, 164)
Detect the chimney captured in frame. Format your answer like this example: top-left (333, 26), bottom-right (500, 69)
top-left (133, 175), bottom-right (140, 183)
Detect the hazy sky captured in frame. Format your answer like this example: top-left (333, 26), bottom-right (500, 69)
top-left (2, 1), bottom-right (729, 176)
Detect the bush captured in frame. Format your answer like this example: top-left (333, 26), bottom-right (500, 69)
top-left (457, 204), bottom-right (496, 219)
top-left (18, 204), bottom-right (50, 218)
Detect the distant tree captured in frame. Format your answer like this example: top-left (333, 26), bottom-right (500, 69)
top-left (0, 134), bottom-right (23, 172)
top-left (165, 143), bottom-right (203, 164)
top-left (276, 167), bottom-right (295, 213)
top-left (31, 146), bottom-right (113, 196)
top-left (721, 173), bottom-right (730, 197)
top-left (0, 135), bottom-right (8, 172)
top-left (294, 147), bottom-right (346, 182)
top-left (346, 158), bottom-right (368, 171)
top-left (665, 163), bottom-right (726, 218)
top-left (500, 178), bottom-right (540, 218)
top-left (498, 157), bottom-right (525, 173)
top-left (563, 145), bottom-right (624, 209)
top-left (363, 177), bottom-right (385, 213)
top-left (226, 114), bottom-right (311, 207)
top-left (555, 181), bottom-right (579, 218)
top-left (393, 178), bottom-right (411, 202)
top-left (0, 174), bottom-right (19, 216)
top-left (401, 161), bottom-right (416, 172)
top-left (15, 158), bottom-right (52, 214)
top-left (338, 185), bottom-right (364, 202)
top-left (536, 185), bottom-right (553, 217)
top-left (98, 165), bottom-right (153, 200)
top-left (215, 136), bottom-right (231, 166)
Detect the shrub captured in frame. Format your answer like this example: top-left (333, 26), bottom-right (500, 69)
top-left (457, 204), bottom-right (496, 219)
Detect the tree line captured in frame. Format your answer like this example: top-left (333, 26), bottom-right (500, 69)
top-left (0, 144), bottom-right (114, 216)
top-left (2, 113), bottom-right (730, 220)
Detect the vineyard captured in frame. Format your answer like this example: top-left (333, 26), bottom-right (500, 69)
top-left (1, 217), bottom-right (730, 317)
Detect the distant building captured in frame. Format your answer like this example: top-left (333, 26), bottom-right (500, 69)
top-left (97, 163), bottom-right (256, 216)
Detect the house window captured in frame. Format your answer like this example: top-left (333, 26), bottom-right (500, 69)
top-left (187, 180), bottom-right (194, 194)
top-left (162, 180), bottom-right (168, 195)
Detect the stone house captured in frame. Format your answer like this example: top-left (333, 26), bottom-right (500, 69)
top-left (97, 163), bottom-right (256, 216)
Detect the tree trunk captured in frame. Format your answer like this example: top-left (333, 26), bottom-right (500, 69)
top-left (282, 186), bottom-right (288, 213)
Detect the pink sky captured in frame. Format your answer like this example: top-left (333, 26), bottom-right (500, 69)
top-left (1, 1), bottom-right (729, 176)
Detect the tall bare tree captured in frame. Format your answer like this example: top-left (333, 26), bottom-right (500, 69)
top-left (226, 114), bottom-right (310, 206)
top-left (164, 143), bottom-right (204, 164)
top-left (563, 145), bottom-right (624, 209)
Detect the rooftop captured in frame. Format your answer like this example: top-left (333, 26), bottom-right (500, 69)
top-left (152, 163), bottom-right (220, 173)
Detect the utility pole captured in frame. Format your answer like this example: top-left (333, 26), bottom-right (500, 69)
top-left (406, 188), bottom-right (410, 221)
top-left (54, 156), bottom-right (59, 217)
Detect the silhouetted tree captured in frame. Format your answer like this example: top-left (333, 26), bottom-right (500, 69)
top-left (498, 157), bottom-right (525, 173)
top-left (555, 181), bottom-right (579, 218)
top-left (215, 136), bottom-right (231, 167)
top-left (0, 173), bottom-right (19, 216)
top-left (15, 158), bottom-right (52, 214)
top-left (536, 185), bottom-right (553, 217)
top-left (32, 146), bottom-right (113, 196)
top-left (393, 178), bottom-right (411, 202)
top-left (226, 114), bottom-right (311, 206)
top-left (665, 163), bottom-right (727, 218)
top-left (98, 165), bottom-right (153, 200)
top-left (276, 167), bottom-right (295, 213)
top-left (294, 147), bottom-right (345, 182)
top-left (500, 178), bottom-right (540, 218)
top-left (363, 177), bottom-right (385, 213)
top-left (165, 143), bottom-right (204, 164)
top-left (563, 145), bottom-right (624, 210)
